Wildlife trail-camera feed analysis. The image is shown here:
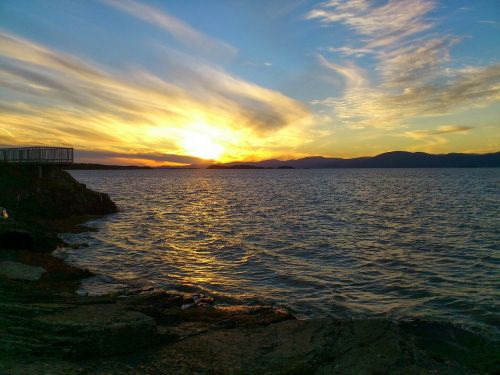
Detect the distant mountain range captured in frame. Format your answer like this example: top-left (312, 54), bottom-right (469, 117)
top-left (207, 151), bottom-right (500, 169)
top-left (62, 151), bottom-right (500, 170)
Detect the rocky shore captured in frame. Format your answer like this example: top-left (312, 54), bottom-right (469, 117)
top-left (0, 165), bottom-right (498, 374)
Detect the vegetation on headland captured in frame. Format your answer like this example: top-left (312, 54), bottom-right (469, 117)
top-left (0, 164), bottom-right (498, 374)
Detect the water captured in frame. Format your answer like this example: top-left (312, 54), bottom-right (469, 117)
top-left (61, 169), bottom-right (500, 339)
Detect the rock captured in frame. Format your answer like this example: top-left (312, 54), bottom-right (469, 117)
top-left (178, 304), bottom-right (295, 328)
top-left (118, 289), bottom-right (184, 324)
top-left (193, 294), bottom-right (214, 304)
top-left (0, 230), bottom-right (33, 250)
top-left (181, 294), bottom-right (214, 310)
top-left (0, 164), bottom-right (117, 220)
top-left (180, 303), bottom-right (195, 310)
top-left (144, 318), bottom-right (487, 374)
top-left (0, 221), bottom-right (63, 252)
top-left (143, 319), bottom-right (339, 374)
top-left (19, 251), bottom-right (93, 282)
top-left (118, 289), bottom-right (183, 308)
top-left (0, 261), bottom-right (45, 281)
top-left (34, 304), bottom-right (157, 358)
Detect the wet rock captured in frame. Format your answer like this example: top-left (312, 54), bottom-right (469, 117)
top-left (118, 289), bottom-right (184, 324)
top-left (0, 261), bottom-right (46, 281)
top-left (179, 304), bottom-right (294, 328)
top-left (193, 294), bottom-right (214, 305)
top-left (120, 289), bottom-right (184, 309)
top-left (19, 251), bottom-right (93, 282)
top-left (181, 294), bottom-right (214, 310)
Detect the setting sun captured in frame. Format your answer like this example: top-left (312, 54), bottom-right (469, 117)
top-left (180, 132), bottom-right (224, 160)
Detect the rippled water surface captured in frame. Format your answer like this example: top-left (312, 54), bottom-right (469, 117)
top-left (63, 169), bottom-right (499, 338)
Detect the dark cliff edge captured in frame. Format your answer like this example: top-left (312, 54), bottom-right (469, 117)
top-left (0, 164), bottom-right (498, 374)
top-left (0, 164), bottom-right (117, 220)
top-left (0, 164), bottom-right (117, 252)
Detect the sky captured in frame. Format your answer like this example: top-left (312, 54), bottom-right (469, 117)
top-left (1, 0), bottom-right (499, 166)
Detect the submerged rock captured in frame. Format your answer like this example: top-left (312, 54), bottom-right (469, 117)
top-left (0, 261), bottom-right (45, 281)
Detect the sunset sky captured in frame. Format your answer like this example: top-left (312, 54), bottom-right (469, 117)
top-left (1, 0), bottom-right (499, 166)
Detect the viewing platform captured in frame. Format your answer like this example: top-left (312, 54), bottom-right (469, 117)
top-left (0, 147), bottom-right (73, 164)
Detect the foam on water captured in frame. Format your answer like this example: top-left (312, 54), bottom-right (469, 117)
top-left (60, 168), bottom-right (500, 339)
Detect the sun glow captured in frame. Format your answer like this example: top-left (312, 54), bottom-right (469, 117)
top-left (180, 131), bottom-right (225, 160)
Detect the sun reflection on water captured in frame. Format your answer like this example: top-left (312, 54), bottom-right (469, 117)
top-left (62, 168), bottom-right (500, 339)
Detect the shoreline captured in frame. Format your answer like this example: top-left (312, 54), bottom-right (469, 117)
top-left (0, 165), bottom-right (498, 374)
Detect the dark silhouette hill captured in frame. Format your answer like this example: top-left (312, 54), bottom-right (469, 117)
top-left (207, 151), bottom-right (500, 169)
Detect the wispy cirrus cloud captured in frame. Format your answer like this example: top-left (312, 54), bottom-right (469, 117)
top-left (317, 55), bottom-right (366, 89)
top-left (404, 125), bottom-right (472, 140)
top-left (307, 1), bottom-right (500, 131)
top-left (313, 55), bottom-right (500, 128)
top-left (323, 46), bottom-right (373, 57)
top-left (378, 36), bottom-right (460, 87)
top-left (100, 0), bottom-right (237, 60)
top-left (479, 20), bottom-right (500, 26)
top-left (401, 125), bottom-right (473, 152)
top-left (306, 0), bottom-right (435, 50)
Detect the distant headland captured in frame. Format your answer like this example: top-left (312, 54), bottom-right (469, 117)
top-left (60, 151), bottom-right (500, 169)
top-left (208, 151), bottom-right (500, 169)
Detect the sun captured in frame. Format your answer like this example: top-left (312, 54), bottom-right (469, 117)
top-left (180, 132), bottom-right (224, 160)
